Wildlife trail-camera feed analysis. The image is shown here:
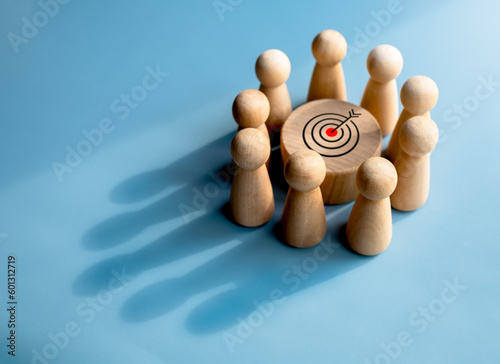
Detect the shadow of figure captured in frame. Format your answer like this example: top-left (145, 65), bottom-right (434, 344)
top-left (109, 132), bottom-right (235, 204)
top-left (116, 201), bottom-right (372, 335)
top-left (81, 133), bottom-right (239, 251)
top-left (74, 127), bottom-right (373, 336)
top-left (74, 163), bottom-right (290, 296)
top-left (73, 201), bottom-right (265, 296)
top-left (82, 135), bottom-right (289, 252)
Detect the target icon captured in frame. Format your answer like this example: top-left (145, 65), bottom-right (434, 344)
top-left (302, 109), bottom-right (361, 157)
top-left (281, 99), bottom-right (382, 204)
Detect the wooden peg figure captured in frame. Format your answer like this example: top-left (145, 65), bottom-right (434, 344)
top-left (232, 89), bottom-right (270, 138)
top-left (346, 157), bottom-right (398, 255)
top-left (391, 116), bottom-right (439, 211)
top-left (255, 49), bottom-right (292, 132)
top-left (281, 149), bottom-right (326, 248)
top-left (386, 76), bottom-right (439, 162)
top-left (360, 44), bottom-right (403, 136)
top-left (307, 30), bottom-right (347, 102)
top-left (232, 89), bottom-right (271, 167)
top-left (230, 128), bottom-right (274, 227)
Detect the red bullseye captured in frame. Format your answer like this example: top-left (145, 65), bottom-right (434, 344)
top-left (326, 128), bottom-right (338, 137)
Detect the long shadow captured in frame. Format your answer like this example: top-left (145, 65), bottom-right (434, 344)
top-left (81, 134), bottom-right (238, 251)
top-left (82, 134), bottom-right (288, 252)
top-left (74, 150), bottom-right (290, 295)
top-left (117, 198), bottom-right (371, 335)
top-left (81, 164), bottom-right (232, 250)
top-left (74, 127), bottom-right (371, 336)
top-left (73, 198), bottom-right (263, 296)
top-left (110, 132), bottom-right (235, 205)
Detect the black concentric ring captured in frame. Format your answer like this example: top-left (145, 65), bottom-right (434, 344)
top-left (302, 112), bottom-right (360, 157)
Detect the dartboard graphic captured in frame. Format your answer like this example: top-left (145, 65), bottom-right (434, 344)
top-left (302, 109), bottom-right (361, 157)
top-left (281, 99), bottom-right (382, 204)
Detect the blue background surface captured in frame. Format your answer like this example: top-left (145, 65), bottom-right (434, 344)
top-left (1, 0), bottom-right (499, 363)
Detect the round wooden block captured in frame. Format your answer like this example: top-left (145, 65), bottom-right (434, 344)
top-left (281, 99), bottom-right (382, 204)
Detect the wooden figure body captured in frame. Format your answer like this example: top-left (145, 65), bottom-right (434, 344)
top-left (255, 49), bottom-right (292, 132)
top-left (232, 89), bottom-right (271, 167)
top-left (307, 30), bottom-right (347, 102)
top-left (281, 150), bottom-right (326, 248)
top-left (391, 116), bottom-right (439, 211)
top-left (230, 129), bottom-right (274, 227)
top-left (346, 157), bottom-right (397, 255)
top-left (386, 76), bottom-right (438, 162)
top-left (360, 44), bottom-right (403, 136)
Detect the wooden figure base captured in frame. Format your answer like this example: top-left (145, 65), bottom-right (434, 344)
top-left (281, 99), bottom-right (382, 204)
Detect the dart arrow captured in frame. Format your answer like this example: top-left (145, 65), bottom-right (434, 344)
top-left (332, 109), bottom-right (360, 132)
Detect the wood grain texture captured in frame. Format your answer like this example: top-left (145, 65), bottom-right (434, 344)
top-left (230, 166), bottom-right (274, 226)
top-left (392, 153), bottom-right (431, 211)
top-left (232, 89), bottom-right (270, 129)
top-left (360, 79), bottom-right (399, 136)
top-left (360, 45), bottom-right (403, 136)
top-left (233, 89), bottom-right (271, 167)
top-left (255, 49), bottom-right (292, 131)
top-left (346, 157), bottom-right (397, 255)
top-left (281, 150), bottom-right (326, 248)
top-left (347, 195), bottom-right (393, 255)
top-left (386, 109), bottom-right (427, 161)
top-left (236, 124), bottom-right (269, 141)
top-left (281, 188), bottom-right (326, 248)
top-left (230, 129), bottom-right (274, 227)
top-left (307, 30), bottom-right (347, 102)
top-left (237, 123), bottom-right (270, 169)
top-left (387, 76), bottom-right (438, 162)
top-left (281, 99), bottom-right (382, 204)
top-left (259, 83), bottom-right (292, 132)
top-left (391, 116), bottom-right (438, 211)
top-left (308, 63), bottom-right (346, 101)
